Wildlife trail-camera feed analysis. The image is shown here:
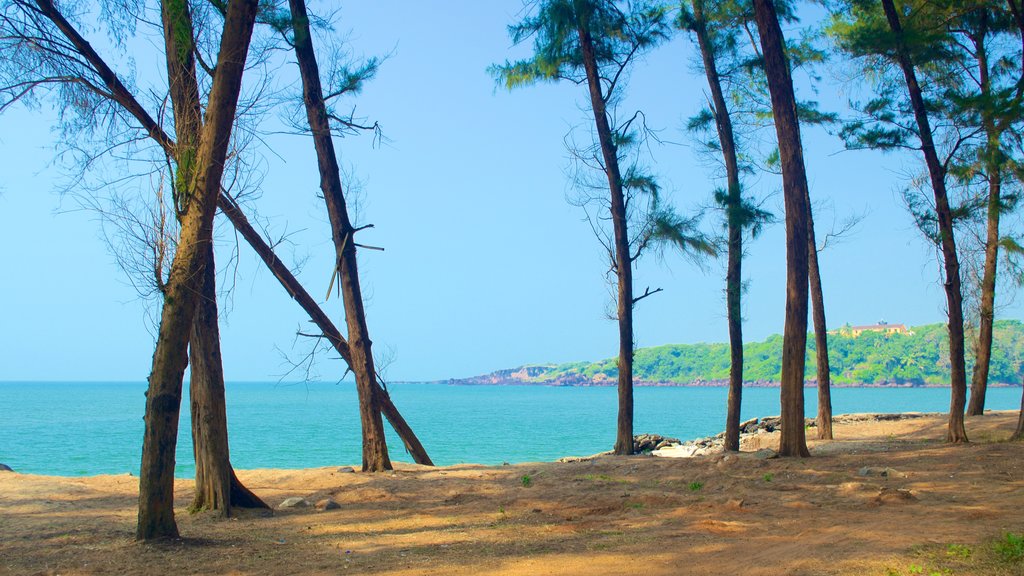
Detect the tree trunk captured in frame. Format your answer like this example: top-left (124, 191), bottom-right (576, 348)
top-left (188, 241), bottom-right (267, 513)
top-left (968, 27), bottom-right (1001, 417)
top-left (576, 22), bottom-right (634, 455)
top-left (881, 0), bottom-right (968, 442)
top-left (1012, 375), bottom-right (1024, 441)
top-left (288, 0), bottom-right (391, 472)
top-left (692, 0), bottom-right (743, 451)
top-left (807, 207), bottom-right (833, 439)
top-left (161, 0), bottom-right (264, 512)
top-left (137, 0), bottom-right (259, 541)
top-left (753, 0), bottom-right (810, 457)
top-left (216, 194), bottom-right (433, 465)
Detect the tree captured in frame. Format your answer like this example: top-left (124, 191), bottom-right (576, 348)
top-left (945, 2), bottom-right (1024, 417)
top-left (677, 0), bottom-right (773, 451)
top-left (832, 0), bottom-right (972, 442)
top-left (494, 0), bottom-right (709, 455)
top-left (752, 0), bottom-right (811, 457)
top-left (284, 0), bottom-right (391, 472)
top-left (0, 0), bottom-right (433, 479)
top-left (0, 0), bottom-right (269, 520)
top-left (162, 0), bottom-right (267, 516)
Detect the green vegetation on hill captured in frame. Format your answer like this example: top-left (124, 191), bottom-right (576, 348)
top-left (536, 321), bottom-right (1024, 386)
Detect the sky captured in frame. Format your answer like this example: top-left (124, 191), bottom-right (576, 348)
top-left (1, 1), bottom-right (1020, 383)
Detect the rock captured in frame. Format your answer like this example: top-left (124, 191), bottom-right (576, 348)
top-left (752, 448), bottom-right (778, 460)
top-left (759, 417), bottom-right (781, 432)
top-left (336, 467), bottom-right (355, 473)
top-left (278, 497), bottom-right (310, 509)
top-left (740, 418), bottom-right (759, 433)
top-left (315, 498), bottom-right (341, 511)
top-left (0, 463), bottom-right (13, 472)
top-left (633, 434), bottom-right (681, 453)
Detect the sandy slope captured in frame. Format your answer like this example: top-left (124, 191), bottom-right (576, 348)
top-left (1, 412), bottom-right (1023, 576)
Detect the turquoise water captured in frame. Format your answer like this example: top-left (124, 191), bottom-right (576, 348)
top-left (0, 382), bottom-right (1020, 477)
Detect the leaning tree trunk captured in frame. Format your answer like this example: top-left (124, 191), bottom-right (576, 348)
top-left (576, 22), bottom-right (635, 455)
top-left (807, 206), bottom-right (833, 439)
top-left (692, 0), bottom-right (744, 451)
top-left (753, 0), bottom-right (810, 457)
top-left (188, 241), bottom-right (267, 513)
top-left (216, 194), bottom-right (433, 465)
top-left (881, 0), bottom-right (968, 442)
top-left (137, 0), bottom-right (259, 541)
top-left (289, 0), bottom-right (392, 472)
top-left (968, 31), bottom-right (1002, 417)
top-left (162, 0), bottom-right (264, 511)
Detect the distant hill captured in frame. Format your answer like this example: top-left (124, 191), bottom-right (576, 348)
top-left (450, 321), bottom-right (1024, 387)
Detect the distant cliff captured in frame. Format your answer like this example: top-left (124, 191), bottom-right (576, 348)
top-left (449, 321), bottom-right (1024, 387)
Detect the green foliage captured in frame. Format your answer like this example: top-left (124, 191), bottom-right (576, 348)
top-left (993, 532), bottom-right (1024, 563)
top-left (490, 0), bottom-right (668, 89)
top-left (527, 320), bottom-right (1024, 385)
top-left (946, 543), bottom-right (972, 560)
top-left (688, 481), bottom-right (704, 491)
top-left (521, 474), bottom-right (533, 487)
top-left (762, 473), bottom-right (773, 482)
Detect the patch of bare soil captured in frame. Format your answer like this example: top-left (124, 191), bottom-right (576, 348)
top-left (2, 412), bottom-right (1023, 575)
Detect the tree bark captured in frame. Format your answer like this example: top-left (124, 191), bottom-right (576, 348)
top-left (137, 0), bottom-right (259, 541)
top-left (692, 0), bottom-right (743, 452)
top-left (288, 0), bottom-right (391, 472)
top-left (577, 21), bottom-right (635, 455)
top-left (968, 25), bottom-right (1001, 417)
top-left (881, 0), bottom-right (968, 442)
top-left (807, 207), bottom-right (833, 439)
top-left (753, 0), bottom-right (810, 457)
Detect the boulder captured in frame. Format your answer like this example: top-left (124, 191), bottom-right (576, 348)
top-left (278, 497), bottom-right (310, 509)
top-left (336, 467), bottom-right (355, 474)
top-left (739, 418), bottom-right (759, 433)
top-left (0, 463), bottom-right (13, 472)
top-left (752, 448), bottom-right (778, 460)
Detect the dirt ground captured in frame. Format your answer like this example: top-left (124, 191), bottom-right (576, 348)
top-left (2, 412), bottom-right (1023, 576)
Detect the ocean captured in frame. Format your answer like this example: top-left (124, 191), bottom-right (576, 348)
top-left (0, 381), bottom-right (1020, 477)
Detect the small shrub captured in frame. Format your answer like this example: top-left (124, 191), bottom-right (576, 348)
top-left (994, 532), bottom-right (1024, 563)
top-left (688, 481), bottom-right (704, 492)
top-left (521, 475), bottom-right (532, 488)
top-left (763, 473), bottom-right (774, 482)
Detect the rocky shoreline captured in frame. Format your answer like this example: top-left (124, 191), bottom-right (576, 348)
top-left (558, 412), bottom-right (935, 461)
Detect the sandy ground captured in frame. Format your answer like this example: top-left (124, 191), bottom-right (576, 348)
top-left (2, 412), bottom-right (1023, 576)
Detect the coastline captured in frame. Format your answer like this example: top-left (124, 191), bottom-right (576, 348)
top-left (439, 378), bottom-right (1022, 388)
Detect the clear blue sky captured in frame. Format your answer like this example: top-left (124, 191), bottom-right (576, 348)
top-left (0, 1), bottom-right (1018, 382)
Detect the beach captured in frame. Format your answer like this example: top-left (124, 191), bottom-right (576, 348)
top-left (2, 412), bottom-right (1022, 575)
